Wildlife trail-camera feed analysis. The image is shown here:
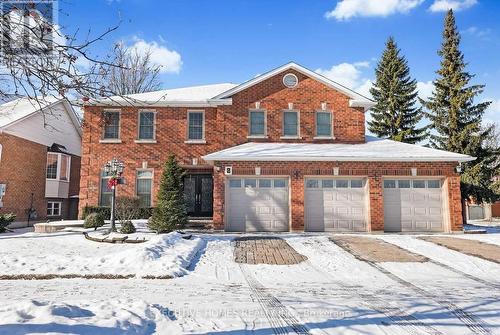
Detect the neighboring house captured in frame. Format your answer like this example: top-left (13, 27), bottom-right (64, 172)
top-left (0, 97), bottom-right (82, 226)
top-left (79, 62), bottom-right (473, 233)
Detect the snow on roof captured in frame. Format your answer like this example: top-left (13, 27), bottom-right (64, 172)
top-left (203, 136), bottom-right (475, 163)
top-left (90, 83), bottom-right (238, 106)
top-left (0, 96), bottom-right (60, 128)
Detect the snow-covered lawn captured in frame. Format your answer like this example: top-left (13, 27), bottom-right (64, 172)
top-left (0, 227), bottom-right (203, 278)
top-left (0, 231), bottom-right (499, 334)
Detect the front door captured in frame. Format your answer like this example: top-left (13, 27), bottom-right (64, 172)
top-left (184, 174), bottom-right (213, 217)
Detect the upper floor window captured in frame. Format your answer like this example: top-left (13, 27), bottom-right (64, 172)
top-left (136, 170), bottom-right (153, 207)
top-left (187, 111), bottom-right (205, 141)
top-left (249, 110), bottom-right (266, 137)
top-left (103, 111), bottom-right (120, 140)
top-left (315, 111), bottom-right (332, 138)
top-left (46, 153), bottom-right (70, 181)
top-left (138, 111), bottom-right (155, 140)
top-left (283, 110), bottom-right (299, 137)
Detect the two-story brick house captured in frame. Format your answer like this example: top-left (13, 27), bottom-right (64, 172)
top-left (79, 62), bottom-right (474, 233)
top-left (0, 97), bottom-right (82, 226)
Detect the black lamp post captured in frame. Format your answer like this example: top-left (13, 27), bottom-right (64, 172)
top-left (104, 158), bottom-right (124, 232)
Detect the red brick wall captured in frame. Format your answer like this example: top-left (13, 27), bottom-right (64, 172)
top-left (212, 161), bottom-right (463, 232)
top-left (0, 133), bottom-right (81, 222)
top-left (79, 69), bottom-right (366, 214)
top-left (219, 69), bottom-right (365, 146)
top-left (0, 133), bottom-right (47, 221)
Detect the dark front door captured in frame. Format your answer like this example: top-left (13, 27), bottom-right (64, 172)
top-left (184, 174), bottom-right (213, 217)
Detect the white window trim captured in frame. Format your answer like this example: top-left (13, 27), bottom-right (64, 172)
top-left (136, 169), bottom-right (154, 207)
top-left (137, 110), bottom-right (157, 142)
top-left (46, 153), bottom-right (71, 182)
top-left (281, 109), bottom-right (301, 139)
top-left (186, 110), bottom-right (206, 142)
top-left (248, 109), bottom-right (268, 138)
top-left (314, 110), bottom-right (335, 139)
top-left (47, 201), bottom-right (62, 217)
top-left (102, 109), bottom-right (121, 141)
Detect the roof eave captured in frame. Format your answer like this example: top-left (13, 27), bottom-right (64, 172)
top-left (202, 156), bottom-right (475, 163)
top-left (349, 99), bottom-right (376, 111)
top-left (86, 98), bottom-right (233, 108)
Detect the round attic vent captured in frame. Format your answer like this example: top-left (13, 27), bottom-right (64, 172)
top-left (283, 73), bottom-right (298, 88)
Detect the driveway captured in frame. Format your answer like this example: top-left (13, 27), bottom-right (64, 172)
top-left (0, 233), bottom-right (499, 334)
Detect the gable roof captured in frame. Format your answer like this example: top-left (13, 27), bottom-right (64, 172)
top-left (202, 136), bottom-right (474, 163)
top-left (88, 83), bottom-right (238, 107)
top-left (86, 62), bottom-right (375, 109)
top-left (212, 62), bottom-right (374, 109)
top-left (0, 97), bottom-right (82, 136)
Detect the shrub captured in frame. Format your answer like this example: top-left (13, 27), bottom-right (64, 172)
top-left (119, 220), bottom-right (136, 234)
top-left (148, 155), bottom-right (188, 233)
top-left (83, 212), bottom-right (105, 231)
top-left (115, 196), bottom-right (141, 224)
top-left (81, 206), bottom-right (153, 220)
top-left (0, 213), bottom-right (16, 233)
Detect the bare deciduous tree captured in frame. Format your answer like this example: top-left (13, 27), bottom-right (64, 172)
top-left (101, 42), bottom-right (162, 95)
top-left (0, 3), bottom-right (121, 113)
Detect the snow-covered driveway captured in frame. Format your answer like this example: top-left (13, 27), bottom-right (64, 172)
top-left (0, 233), bottom-right (499, 334)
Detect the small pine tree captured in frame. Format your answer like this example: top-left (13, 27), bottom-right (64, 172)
top-left (368, 37), bottom-right (427, 144)
top-left (148, 155), bottom-right (188, 233)
top-left (420, 10), bottom-right (498, 203)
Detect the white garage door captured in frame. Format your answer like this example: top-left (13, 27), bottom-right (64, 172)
top-left (383, 179), bottom-right (444, 232)
top-left (305, 178), bottom-right (368, 232)
top-left (225, 178), bottom-right (289, 232)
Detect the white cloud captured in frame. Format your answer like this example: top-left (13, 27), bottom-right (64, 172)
top-left (417, 81), bottom-right (434, 100)
top-left (463, 26), bottom-right (491, 39)
top-left (325, 0), bottom-right (424, 21)
top-left (429, 0), bottom-right (477, 12)
top-left (484, 98), bottom-right (500, 125)
top-left (130, 37), bottom-right (182, 74)
top-left (316, 62), bottom-right (373, 97)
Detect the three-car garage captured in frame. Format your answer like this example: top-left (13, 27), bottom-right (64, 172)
top-left (224, 176), bottom-right (447, 233)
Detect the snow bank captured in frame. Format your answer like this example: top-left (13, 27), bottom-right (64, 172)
top-left (0, 232), bottom-right (204, 278)
top-left (0, 299), bottom-right (170, 335)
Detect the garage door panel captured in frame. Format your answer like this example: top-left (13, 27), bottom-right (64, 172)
top-left (226, 177), bottom-right (289, 232)
top-left (305, 178), bottom-right (368, 232)
top-left (384, 179), bottom-right (444, 232)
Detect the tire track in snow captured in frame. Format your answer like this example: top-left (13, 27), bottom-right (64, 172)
top-left (299, 239), bottom-right (443, 335)
top-left (331, 238), bottom-right (492, 335)
top-left (378, 238), bottom-right (500, 291)
top-left (239, 264), bottom-right (310, 335)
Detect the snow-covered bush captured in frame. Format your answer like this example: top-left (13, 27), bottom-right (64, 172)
top-left (84, 213), bottom-right (105, 231)
top-left (0, 213), bottom-right (16, 233)
top-left (149, 155), bottom-right (188, 233)
top-left (119, 220), bottom-right (136, 234)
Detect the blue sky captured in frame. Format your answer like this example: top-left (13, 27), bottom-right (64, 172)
top-left (60, 0), bottom-right (500, 124)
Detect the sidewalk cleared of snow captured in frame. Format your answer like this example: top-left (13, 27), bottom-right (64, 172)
top-left (0, 231), bottom-right (203, 278)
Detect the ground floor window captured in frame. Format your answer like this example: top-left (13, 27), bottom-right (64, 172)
top-left (136, 170), bottom-right (153, 207)
top-left (99, 171), bottom-right (113, 206)
top-left (47, 201), bottom-right (62, 216)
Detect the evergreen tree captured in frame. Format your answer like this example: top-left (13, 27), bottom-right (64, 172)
top-left (368, 37), bottom-right (427, 143)
top-left (148, 155), bottom-right (188, 233)
top-left (421, 10), bottom-right (499, 203)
